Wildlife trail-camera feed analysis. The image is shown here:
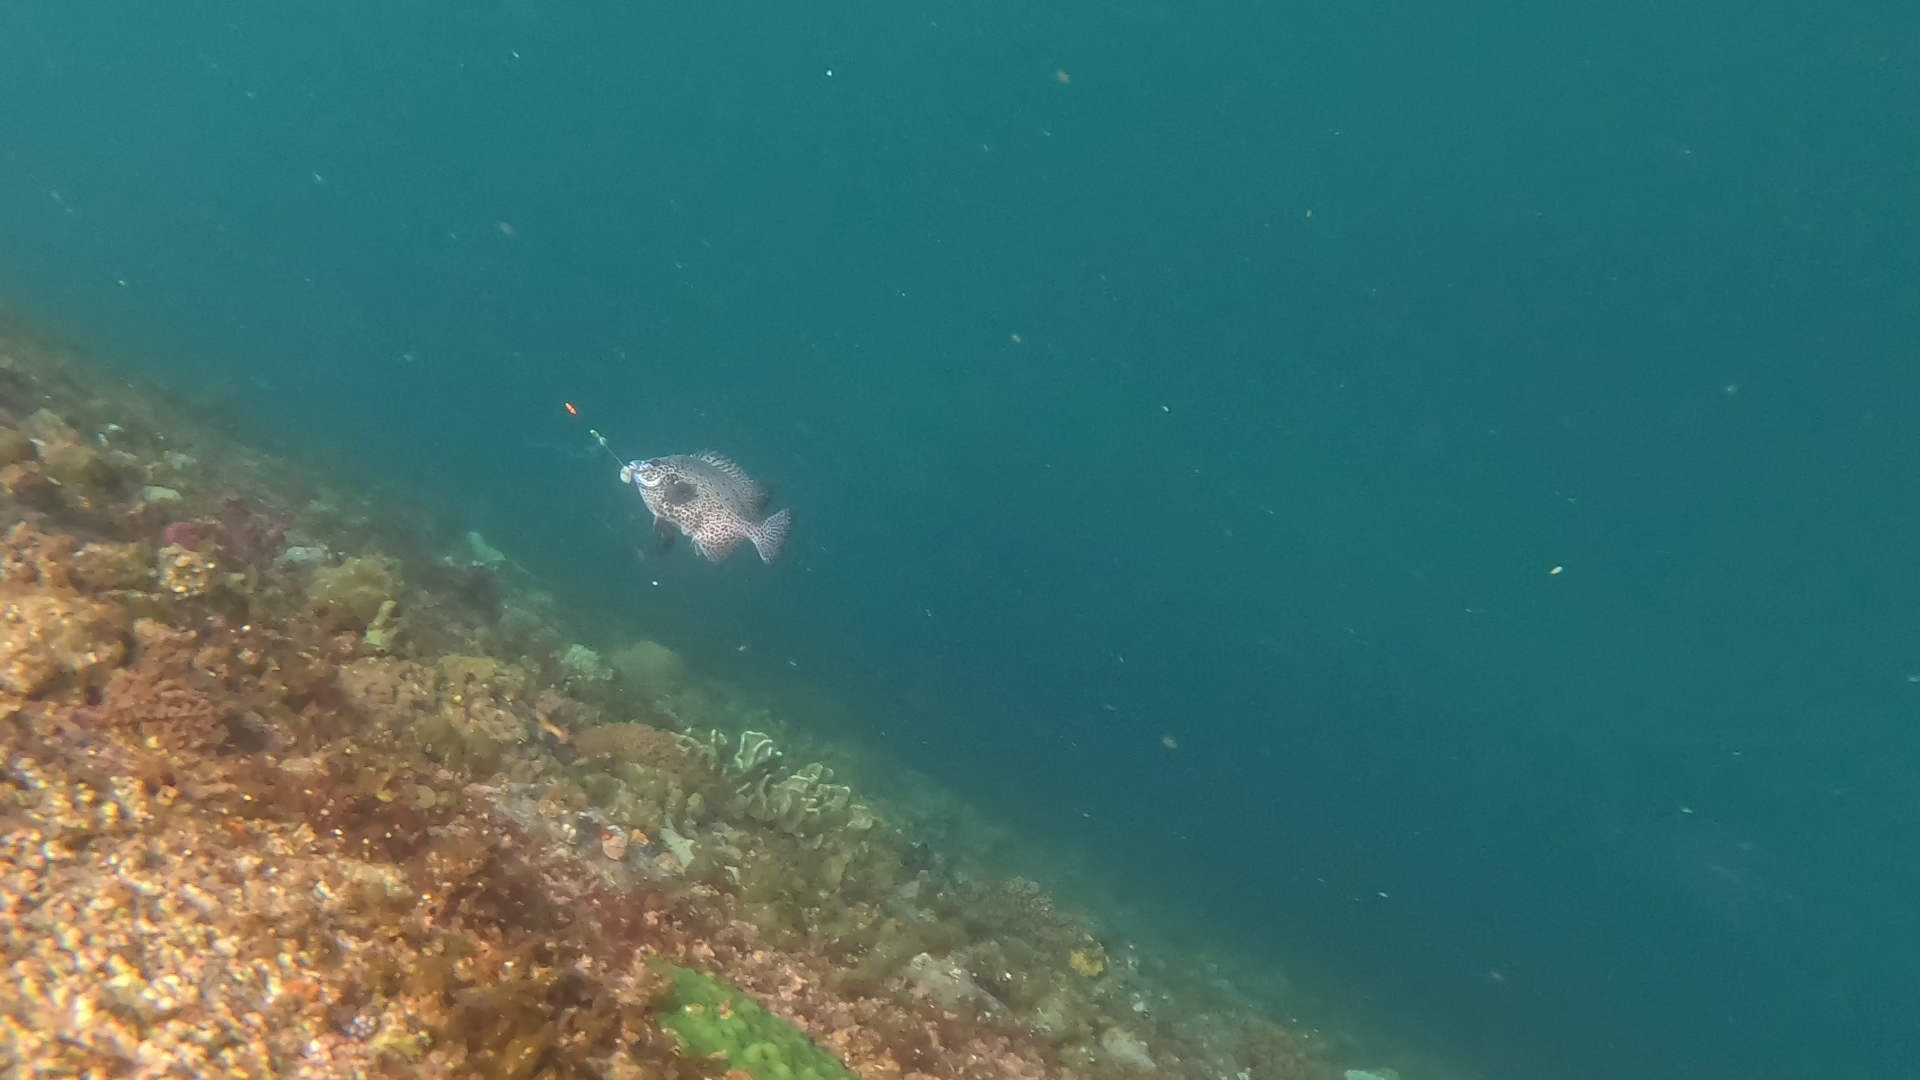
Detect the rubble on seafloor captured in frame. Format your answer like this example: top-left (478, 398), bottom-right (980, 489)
top-left (0, 322), bottom-right (1345, 1080)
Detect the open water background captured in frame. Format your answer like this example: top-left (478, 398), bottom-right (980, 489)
top-left (3, 3), bottom-right (1918, 1078)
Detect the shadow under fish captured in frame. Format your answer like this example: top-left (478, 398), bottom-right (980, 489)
top-left (621, 452), bottom-right (793, 564)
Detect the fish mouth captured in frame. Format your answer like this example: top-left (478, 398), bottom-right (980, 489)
top-left (625, 460), bottom-right (662, 487)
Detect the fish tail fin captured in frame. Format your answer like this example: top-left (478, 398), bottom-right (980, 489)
top-left (751, 508), bottom-right (794, 563)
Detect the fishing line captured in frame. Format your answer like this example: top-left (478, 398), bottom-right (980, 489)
top-left (562, 400), bottom-right (628, 468)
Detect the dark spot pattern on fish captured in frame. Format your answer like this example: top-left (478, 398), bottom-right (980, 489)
top-left (622, 452), bottom-right (794, 564)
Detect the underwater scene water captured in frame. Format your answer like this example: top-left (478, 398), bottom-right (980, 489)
top-left (1, 1), bottom-right (1916, 1078)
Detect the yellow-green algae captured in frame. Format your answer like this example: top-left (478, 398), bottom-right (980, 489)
top-left (652, 962), bottom-right (857, 1080)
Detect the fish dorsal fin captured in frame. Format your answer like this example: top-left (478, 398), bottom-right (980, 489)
top-left (694, 451), bottom-right (749, 481)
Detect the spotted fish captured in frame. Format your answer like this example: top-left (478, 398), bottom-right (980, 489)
top-left (620, 452), bottom-right (793, 564)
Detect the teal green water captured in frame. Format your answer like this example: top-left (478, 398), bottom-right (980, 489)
top-left (4, 2), bottom-right (1917, 1077)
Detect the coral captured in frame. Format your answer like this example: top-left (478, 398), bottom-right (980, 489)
top-left (0, 423), bottom-right (35, 465)
top-left (308, 553), bottom-right (400, 630)
top-left (158, 519), bottom-right (207, 549)
top-left (610, 638), bottom-right (687, 700)
top-left (681, 727), bottom-right (781, 775)
top-left (277, 543), bottom-right (327, 566)
top-left (436, 691), bottom-right (527, 760)
top-left (461, 529), bottom-right (507, 567)
top-left (157, 543), bottom-right (218, 598)
top-left (91, 618), bottom-right (228, 754)
top-left (575, 721), bottom-right (697, 773)
top-left (362, 598), bottom-right (401, 652)
top-left (904, 952), bottom-right (999, 1014)
top-left (0, 460), bottom-right (59, 510)
top-left (0, 320), bottom-right (1354, 1080)
top-left (18, 407), bottom-right (75, 443)
top-left (1, 524), bottom-right (147, 597)
top-left (439, 653), bottom-right (529, 698)
top-left (733, 728), bottom-right (781, 772)
top-left (558, 642), bottom-right (613, 687)
top-left (653, 962), bottom-right (860, 1080)
top-left (736, 762), bottom-right (863, 836)
top-left (338, 656), bottom-right (439, 720)
top-left (1100, 1026), bottom-right (1158, 1073)
top-left (40, 439), bottom-right (116, 500)
top-left (338, 654), bottom-right (531, 771)
top-left (67, 539), bottom-right (151, 593)
top-left (1025, 988), bottom-right (1085, 1045)
top-left (13, 407), bottom-right (137, 518)
top-left (18, 410), bottom-right (125, 512)
top-left (0, 583), bottom-right (127, 696)
top-left (214, 495), bottom-right (286, 566)
top-left (485, 604), bottom-right (563, 670)
top-left (671, 729), bottom-right (870, 836)
top-left (1068, 945), bottom-right (1107, 979)
top-left (533, 685), bottom-right (596, 731)
top-left (572, 723), bottom-right (715, 836)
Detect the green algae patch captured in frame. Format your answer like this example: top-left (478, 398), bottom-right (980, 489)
top-left (651, 962), bottom-right (857, 1080)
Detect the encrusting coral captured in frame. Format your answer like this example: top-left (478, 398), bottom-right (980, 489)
top-left (610, 639), bottom-right (687, 700)
top-left (0, 575), bottom-right (127, 696)
top-left (309, 552), bottom-right (401, 630)
top-left (0, 320), bottom-right (1347, 1080)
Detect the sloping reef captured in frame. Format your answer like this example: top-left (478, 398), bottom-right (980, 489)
top-left (0, 320), bottom-right (1344, 1080)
